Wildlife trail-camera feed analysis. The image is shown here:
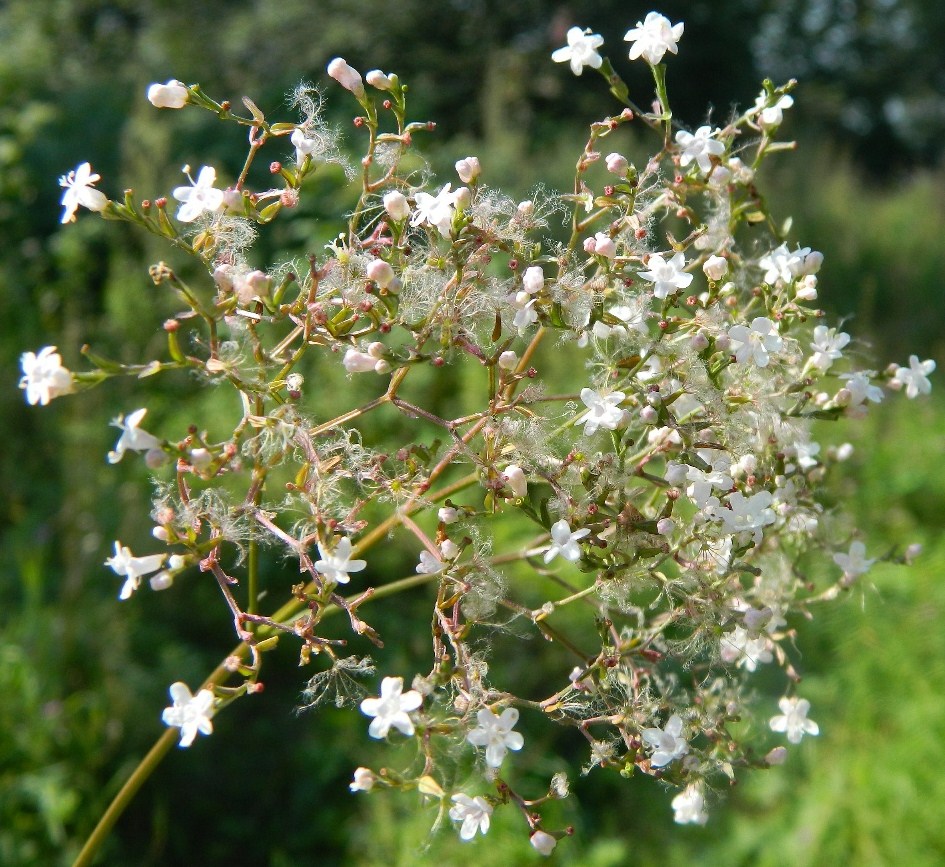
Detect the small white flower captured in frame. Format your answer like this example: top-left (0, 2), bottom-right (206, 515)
top-left (755, 91), bottom-right (794, 127)
top-left (107, 408), bottom-right (162, 464)
top-left (19, 346), bottom-right (74, 406)
top-left (624, 12), bottom-right (685, 65)
top-left (291, 128), bottom-right (322, 165)
top-left (708, 490), bottom-right (776, 545)
top-left (350, 767), bottom-right (377, 792)
top-left (449, 793), bottom-right (493, 840)
top-left (639, 252), bottom-right (693, 299)
top-left (161, 681), bottom-right (215, 747)
top-left (574, 387), bottom-right (626, 436)
top-left (147, 79), bottom-right (188, 109)
top-left (893, 355), bottom-right (936, 398)
top-left (416, 550), bottom-right (445, 574)
top-left (530, 830), bottom-right (557, 856)
top-left (105, 541), bottom-right (167, 600)
top-left (769, 696), bottom-right (819, 743)
top-left (839, 371), bottom-right (885, 408)
top-left (314, 537), bottom-right (366, 584)
top-left (466, 706), bottom-right (525, 767)
top-left (551, 26), bottom-right (604, 76)
top-left (411, 183), bottom-right (458, 237)
top-left (642, 714), bottom-right (689, 767)
top-left (720, 625), bottom-right (772, 672)
top-left (172, 165), bottom-right (225, 223)
top-left (810, 325), bottom-right (850, 371)
top-left (675, 126), bottom-right (725, 174)
top-left (59, 162), bottom-right (108, 223)
top-left (543, 519), bottom-right (591, 564)
top-left (326, 57), bottom-right (365, 97)
top-left (832, 540), bottom-right (876, 580)
top-left (672, 783), bottom-right (709, 825)
top-left (792, 440), bottom-right (821, 471)
top-left (727, 317), bottom-right (783, 367)
top-left (360, 676), bottom-right (423, 738)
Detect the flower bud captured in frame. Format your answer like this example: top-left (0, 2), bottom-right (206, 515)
top-left (190, 448), bottom-right (213, 471)
top-left (149, 571), bottom-right (174, 591)
top-left (593, 232), bottom-right (616, 259)
top-left (502, 464), bottom-right (528, 498)
top-left (691, 331), bottom-right (710, 352)
top-left (605, 152), bottom-right (629, 175)
top-left (530, 831), bottom-right (557, 856)
top-left (235, 270), bottom-right (270, 304)
top-left (498, 350), bottom-right (518, 370)
top-left (343, 349), bottom-right (379, 373)
top-left (453, 186), bottom-right (471, 209)
top-left (366, 259), bottom-right (395, 288)
top-left (373, 359), bottom-right (391, 374)
top-left (147, 79), bottom-right (188, 109)
top-left (522, 265), bottom-right (544, 294)
top-left (640, 405), bottom-right (658, 424)
top-left (765, 746), bottom-right (788, 766)
top-left (145, 448), bottom-right (169, 469)
top-left (656, 517), bottom-right (676, 535)
top-left (665, 461), bottom-right (689, 485)
top-left (365, 69), bottom-right (393, 90)
top-left (455, 156), bottom-right (481, 184)
top-left (703, 255), bottom-right (728, 281)
top-left (213, 264), bottom-right (235, 293)
top-left (153, 526), bottom-right (169, 541)
top-left (222, 188), bottom-right (244, 213)
top-left (383, 190), bottom-right (410, 222)
top-left (326, 58), bottom-right (365, 97)
top-left (517, 200), bottom-right (534, 217)
top-left (439, 538), bottom-right (460, 559)
top-left (438, 506), bottom-right (459, 524)
top-left (796, 275), bottom-right (818, 301)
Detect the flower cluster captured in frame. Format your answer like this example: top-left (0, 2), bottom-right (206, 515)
top-left (29, 10), bottom-right (935, 860)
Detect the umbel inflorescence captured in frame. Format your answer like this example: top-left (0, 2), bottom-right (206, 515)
top-left (22, 11), bottom-right (935, 858)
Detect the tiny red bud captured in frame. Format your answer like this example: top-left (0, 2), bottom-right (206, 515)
top-left (155, 196), bottom-right (167, 208)
top-left (383, 99), bottom-right (392, 110)
top-left (527, 367), bottom-right (537, 378)
top-left (163, 319), bottom-right (179, 332)
top-left (220, 100), bottom-right (231, 111)
top-left (141, 199), bottom-right (151, 209)
top-left (426, 121), bottom-right (436, 131)
top-left (358, 300), bottom-right (373, 312)
top-left (508, 259), bottom-right (518, 270)
top-left (658, 320), bottom-right (669, 330)
top-left (379, 322), bottom-right (392, 333)
top-left (269, 161), bottom-right (282, 174)
top-left (432, 356), bottom-right (445, 367)
top-left (288, 389), bottom-right (302, 400)
top-left (353, 116), bottom-right (364, 127)
top-left (604, 185), bottom-right (615, 196)
top-left (635, 227), bottom-right (647, 239)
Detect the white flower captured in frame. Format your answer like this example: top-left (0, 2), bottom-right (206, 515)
top-left (755, 91), bottom-right (794, 127)
top-left (684, 452), bottom-right (734, 506)
top-left (314, 537), bottom-right (366, 584)
top-left (416, 550), bottom-right (445, 574)
top-left (720, 625), bottom-right (772, 672)
top-left (809, 325), bottom-right (850, 371)
top-left (172, 165), bottom-right (225, 223)
top-left (709, 490), bottom-right (776, 545)
top-left (642, 713), bottom-right (689, 767)
top-left (466, 706), bottom-right (524, 767)
top-left (107, 408), bottom-right (162, 464)
top-left (455, 156), bottom-right (481, 184)
top-left (624, 12), bottom-right (685, 65)
top-left (574, 387), bottom-right (626, 436)
top-left (832, 540), bottom-right (876, 580)
top-left (551, 26), bottom-right (604, 76)
top-left (639, 252), bottom-right (693, 299)
top-left (792, 440), bottom-right (821, 471)
top-left (759, 243), bottom-right (821, 284)
top-left (511, 294), bottom-right (539, 332)
top-left (449, 794), bottom-right (493, 840)
top-left (530, 830), bottom-right (557, 856)
top-left (59, 162), bottom-right (108, 223)
top-left (383, 190), bottom-right (410, 222)
top-left (147, 79), bottom-right (188, 109)
top-left (360, 676), bottom-right (423, 739)
top-left (839, 371), bottom-right (884, 408)
top-left (543, 519), bottom-right (590, 564)
top-left (675, 126), bottom-right (725, 174)
top-left (411, 183), bottom-right (458, 237)
top-left (161, 682), bottom-right (215, 747)
top-left (327, 57), bottom-right (365, 97)
top-left (502, 464), bottom-right (528, 498)
top-left (727, 317), bottom-right (783, 367)
top-left (672, 784), bottom-right (709, 825)
top-left (291, 128), bottom-right (322, 164)
top-left (893, 355), bottom-right (936, 398)
top-left (769, 696), bottom-right (819, 744)
top-left (350, 767), bottom-right (377, 792)
top-left (19, 346), bottom-right (74, 406)
top-left (104, 541), bottom-right (167, 600)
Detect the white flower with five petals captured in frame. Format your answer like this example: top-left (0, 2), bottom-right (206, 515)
top-left (107, 408), bottom-right (162, 464)
top-left (314, 537), bottom-right (366, 584)
top-left (642, 714), bottom-right (689, 767)
top-left (59, 162), bottom-right (108, 223)
top-left (624, 12), bottom-right (684, 64)
top-left (449, 793), bottom-right (493, 840)
top-left (19, 346), bottom-right (74, 406)
top-left (360, 676), bottom-right (422, 739)
top-left (543, 519), bottom-right (590, 564)
top-left (551, 26), bottom-right (604, 75)
top-left (172, 165), bottom-right (225, 223)
top-left (769, 696), bottom-right (819, 743)
top-left (161, 682), bottom-right (215, 747)
top-left (466, 707), bottom-right (524, 767)
top-left (104, 541), bottom-right (167, 600)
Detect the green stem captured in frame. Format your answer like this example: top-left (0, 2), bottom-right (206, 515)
top-left (72, 729), bottom-right (178, 867)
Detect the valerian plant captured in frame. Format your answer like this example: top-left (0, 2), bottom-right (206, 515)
top-left (21, 11), bottom-right (935, 863)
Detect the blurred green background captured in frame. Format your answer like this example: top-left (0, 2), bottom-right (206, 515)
top-left (2, 1), bottom-right (945, 864)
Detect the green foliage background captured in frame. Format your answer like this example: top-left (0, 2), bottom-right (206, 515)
top-left (2, 1), bottom-right (944, 864)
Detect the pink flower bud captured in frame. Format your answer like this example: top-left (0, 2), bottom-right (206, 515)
top-left (366, 259), bottom-right (395, 288)
top-left (605, 152), bottom-right (629, 175)
top-left (327, 58), bottom-right (365, 97)
top-left (365, 70), bottom-right (393, 91)
top-left (593, 232), bottom-right (616, 259)
top-left (343, 349), bottom-right (378, 373)
top-left (530, 831), bottom-right (557, 856)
